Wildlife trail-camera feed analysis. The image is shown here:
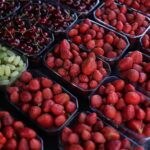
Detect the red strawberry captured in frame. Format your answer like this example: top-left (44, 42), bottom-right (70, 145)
top-left (41, 77), bottom-right (53, 88)
top-left (20, 71), bottom-right (32, 83)
top-left (18, 138), bottom-right (29, 150)
top-left (29, 79), bottom-right (40, 91)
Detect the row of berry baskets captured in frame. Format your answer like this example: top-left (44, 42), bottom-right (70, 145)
top-left (0, 0), bottom-right (150, 150)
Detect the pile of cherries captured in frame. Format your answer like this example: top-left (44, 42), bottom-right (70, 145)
top-left (21, 2), bottom-right (75, 32)
top-left (0, 16), bottom-right (52, 55)
top-left (59, 0), bottom-right (97, 13)
top-left (0, 0), bottom-right (19, 19)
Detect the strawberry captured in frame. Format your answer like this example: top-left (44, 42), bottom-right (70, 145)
top-left (20, 71), bottom-right (32, 83)
top-left (82, 57), bottom-right (97, 75)
top-left (18, 138), bottom-right (29, 150)
top-left (29, 79), bottom-right (40, 91)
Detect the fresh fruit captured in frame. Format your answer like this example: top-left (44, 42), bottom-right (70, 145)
top-left (7, 71), bottom-right (77, 130)
top-left (95, 3), bottom-right (149, 36)
top-left (61, 112), bottom-right (144, 150)
top-left (90, 78), bottom-right (150, 136)
top-left (67, 19), bottom-right (128, 59)
top-left (0, 111), bottom-right (41, 150)
top-left (45, 39), bottom-right (109, 90)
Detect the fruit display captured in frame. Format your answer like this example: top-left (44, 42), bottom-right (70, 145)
top-left (0, 0), bottom-right (150, 150)
top-left (60, 112), bottom-right (144, 150)
top-left (0, 16), bottom-right (54, 56)
top-left (0, 110), bottom-right (42, 150)
top-left (20, 1), bottom-right (77, 33)
top-left (141, 29), bottom-right (150, 53)
top-left (0, 0), bottom-right (19, 20)
top-left (90, 77), bottom-right (150, 138)
top-left (117, 0), bottom-right (150, 16)
top-left (54, 0), bottom-right (99, 15)
top-left (45, 39), bottom-right (110, 91)
top-left (118, 51), bottom-right (150, 96)
top-left (6, 70), bottom-right (78, 132)
top-left (0, 44), bottom-right (27, 85)
top-left (67, 19), bottom-right (129, 61)
top-left (95, 2), bottom-right (149, 37)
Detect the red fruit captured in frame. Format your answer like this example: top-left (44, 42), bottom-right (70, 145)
top-left (7, 87), bottom-right (19, 94)
top-left (60, 39), bottom-right (72, 60)
top-left (83, 34), bottom-right (92, 43)
top-left (82, 57), bottom-right (97, 75)
top-left (61, 127), bottom-right (72, 143)
top-left (86, 113), bottom-right (97, 126)
top-left (18, 138), bottom-right (29, 150)
top-left (103, 105), bottom-right (117, 119)
top-left (144, 108), bottom-right (150, 122)
top-left (79, 23), bottom-right (89, 33)
top-left (54, 93), bottom-right (70, 105)
top-left (22, 104), bottom-right (30, 112)
top-left (68, 144), bottom-right (83, 150)
top-left (41, 77), bottom-right (53, 88)
top-left (52, 84), bottom-right (62, 95)
top-left (42, 100), bottom-right (54, 113)
top-left (29, 139), bottom-right (41, 150)
top-left (108, 11), bottom-right (116, 21)
top-left (29, 106), bottom-right (41, 119)
top-left (92, 24), bottom-right (100, 32)
top-left (55, 115), bottom-right (66, 127)
top-left (81, 130), bottom-right (91, 141)
top-left (29, 79), bottom-right (40, 91)
top-left (125, 92), bottom-right (141, 105)
top-left (42, 88), bottom-right (53, 100)
top-left (117, 38), bottom-right (127, 50)
top-left (135, 107), bottom-right (145, 120)
top-left (33, 91), bottom-right (43, 105)
top-left (3, 126), bottom-right (14, 139)
top-left (122, 105), bottom-right (135, 121)
top-left (20, 71), bottom-right (32, 83)
top-left (113, 79), bottom-right (125, 91)
top-left (92, 132), bottom-right (106, 143)
top-left (57, 68), bottom-right (67, 77)
top-left (123, 23), bottom-right (132, 33)
top-left (93, 70), bottom-right (103, 82)
top-left (72, 36), bottom-right (82, 44)
top-left (106, 91), bottom-right (119, 104)
top-left (55, 58), bottom-right (63, 67)
top-left (51, 104), bottom-right (64, 116)
top-left (113, 111), bottom-right (122, 125)
top-left (20, 91), bottom-right (32, 103)
top-left (124, 84), bottom-right (135, 92)
top-left (118, 57), bottom-right (133, 71)
top-left (79, 74), bottom-right (89, 83)
top-left (93, 48), bottom-right (104, 56)
top-left (89, 80), bottom-right (98, 89)
top-left (126, 69), bottom-right (140, 82)
top-left (10, 91), bottom-right (19, 103)
top-left (101, 126), bottom-right (120, 141)
top-left (20, 128), bottom-right (36, 139)
top-left (133, 146), bottom-right (144, 150)
top-left (116, 98), bottom-right (126, 110)
top-left (143, 124), bottom-right (150, 136)
top-left (91, 95), bottom-right (102, 108)
top-left (121, 138), bottom-right (131, 149)
top-left (68, 29), bottom-right (78, 37)
top-left (78, 113), bottom-right (87, 123)
top-left (65, 101), bottom-right (76, 113)
top-left (86, 40), bottom-right (96, 49)
top-left (46, 57), bottom-right (55, 68)
top-left (105, 83), bottom-right (115, 94)
top-left (84, 140), bottom-right (95, 150)
top-left (116, 21), bottom-right (124, 31)
top-left (13, 121), bottom-right (24, 131)
top-left (107, 140), bottom-right (122, 150)
top-left (129, 51), bottom-right (143, 64)
top-left (37, 114), bottom-right (53, 128)
top-left (5, 138), bottom-right (17, 150)
top-left (2, 113), bottom-right (14, 126)
top-left (118, 13), bottom-right (127, 23)
top-left (0, 132), bottom-right (6, 145)
top-left (68, 133), bottom-right (79, 144)
top-left (127, 119), bottom-right (144, 134)
top-left (70, 64), bottom-right (80, 77)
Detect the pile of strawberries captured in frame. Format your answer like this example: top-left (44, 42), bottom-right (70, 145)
top-left (118, 0), bottom-right (150, 15)
top-left (95, 1), bottom-right (149, 36)
top-left (7, 71), bottom-right (77, 130)
top-left (118, 51), bottom-right (150, 93)
top-left (61, 112), bottom-right (144, 150)
top-left (68, 19), bottom-right (128, 59)
top-left (142, 30), bottom-right (150, 50)
top-left (0, 111), bottom-right (41, 150)
top-left (91, 78), bottom-right (150, 137)
top-left (45, 39), bottom-right (109, 90)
